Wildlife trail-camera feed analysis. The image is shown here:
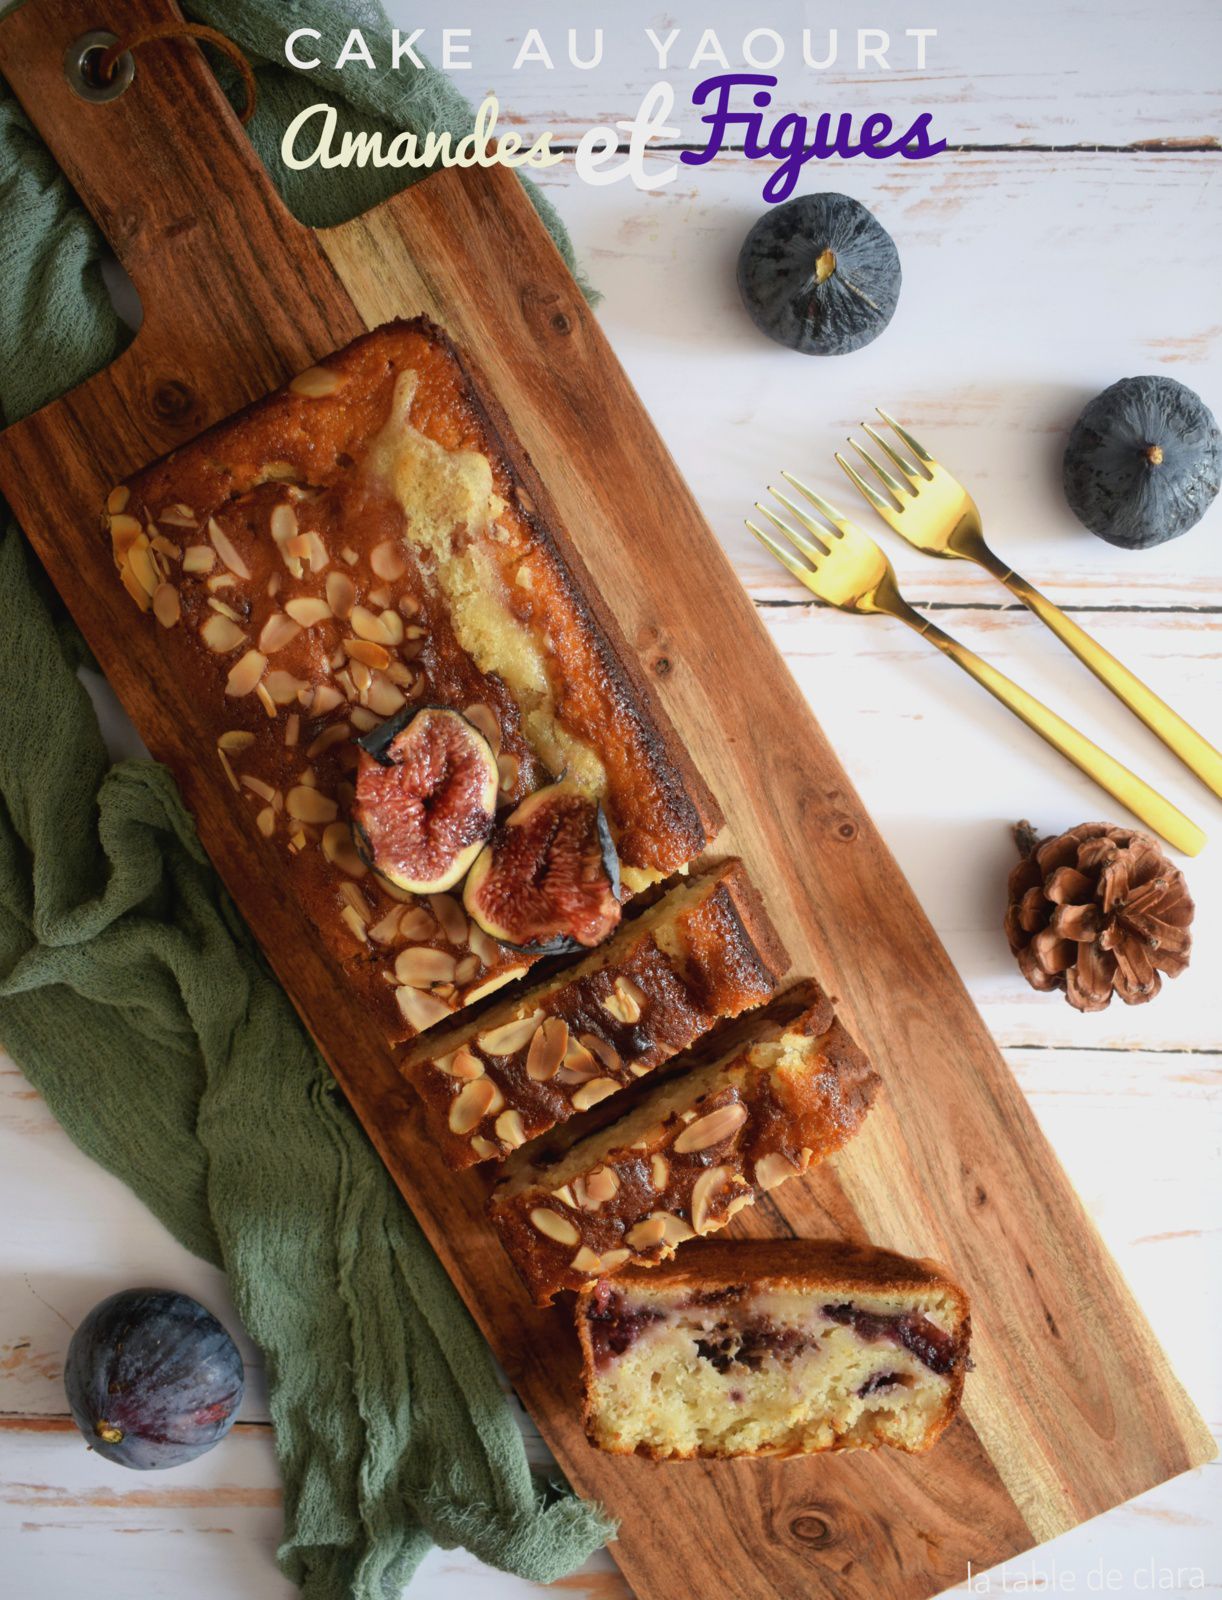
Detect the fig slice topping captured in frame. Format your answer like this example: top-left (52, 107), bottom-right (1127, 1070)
top-left (462, 781), bottom-right (622, 954)
top-left (352, 706), bottom-right (498, 896)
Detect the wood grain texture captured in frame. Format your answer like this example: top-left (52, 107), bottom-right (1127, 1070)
top-left (0, 4), bottom-right (1212, 1599)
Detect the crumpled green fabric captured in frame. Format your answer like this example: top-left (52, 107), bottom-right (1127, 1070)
top-left (0, 1), bottom-right (613, 1595)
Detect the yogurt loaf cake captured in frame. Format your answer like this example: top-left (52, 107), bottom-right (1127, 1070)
top-left (105, 319), bottom-right (718, 1041)
top-left (577, 1240), bottom-right (970, 1459)
top-left (489, 995), bottom-right (879, 1304)
top-left (400, 860), bottom-right (789, 1168)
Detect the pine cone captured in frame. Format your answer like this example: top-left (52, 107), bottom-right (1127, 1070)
top-left (1005, 821), bottom-right (1193, 1013)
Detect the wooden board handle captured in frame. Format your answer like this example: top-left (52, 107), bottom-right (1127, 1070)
top-left (0, 0), bottom-right (361, 459)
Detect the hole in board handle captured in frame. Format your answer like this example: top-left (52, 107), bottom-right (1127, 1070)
top-left (65, 29), bottom-right (134, 104)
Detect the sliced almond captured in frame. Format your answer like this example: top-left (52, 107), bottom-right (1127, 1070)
top-left (339, 904), bottom-right (367, 943)
top-left (625, 1216), bottom-right (667, 1251)
top-left (463, 967), bottom-right (529, 1005)
top-left (396, 985), bottom-right (454, 1032)
top-left (428, 894), bottom-right (468, 946)
top-left (320, 821), bottom-right (365, 877)
top-left (200, 613), bottom-right (246, 653)
top-left (349, 605), bottom-right (391, 644)
top-left (529, 1208), bottom-right (580, 1247)
top-left (285, 596), bottom-right (332, 628)
top-left (290, 366), bottom-right (341, 398)
top-left (349, 706), bottom-right (379, 732)
top-left (107, 486), bottom-right (131, 514)
top-left (478, 1009), bottom-right (546, 1057)
top-left (582, 1034), bottom-right (622, 1074)
top-left (266, 670), bottom-right (309, 706)
top-left (366, 676), bottom-right (406, 717)
top-left (526, 1017), bottom-right (568, 1082)
top-left (600, 1248), bottom-right (632, 1272)
top-left (225, 649), bottom-right (267, 697)
top-left (470, 1136), bottom-right (499, 1161)
top-left (368, 906), bottom-right (403, 944)
top-left (345, 637), bottom-right (390, 671)
top-left (570, 1246), bottom-right (603, 1275)
top-left (256, 806), bottom-right (275, 837)
top-left (395, 947), bottom-right (457, 987)
top-left (650, 1154), bottom-right (669, 1191)
top-left (285, 785), bottom-right (337, 823)
top-left (121, 564), bottom-right (152, 612)
top-left (127, 544), bottom-right (158, 595)
top-left (436, 1047), bottom-right (483, 1082)
top-left (582, 1166), bottom-right (619, 1208)
top-left (218, 730), bottom-right (256, 753)
top-left (396, 906), bottom-right (437, 942)
top-left (673, 1101), bottom-right (748, 1155)
top-left (240, 774), bottom-right (276, 803)
top-left (559, 1039), bottom-right (598, 1083)
top-left (449, 1076), bottom-right (498, 1135)
top-left (258, 612), bottom-right (302, 654)
top-left (207, 518), bottom-right (251, 579)
top-left (467, 924), bottom-right (502, 967)
top-left (270, 503), bottom-right (298, 544)
top-left (182, 544), bottom-right (216, 574)
top-left (152, 583), bottom-right (180, 628)
top-left (656, 1211), bottom-right (696, 1246)
top-left (495, 1109), bottom-right (527, 1150)
top-left (571, 1077), bottom-right (620, 1113)
top-left (754, 1152), bottom-right (800, 1191)
top-left (690, 1166), bottom-right (731, 1236)
top-left (325, 570), bottom-right (356, 619)
top-left (463, 703), bottom-right (501, 754)
top-left (497, 752), bottom-right (520, 793)
top-left (308, 722), bottom-right (352, 759)
top-left (313, 683), bottom-right (345, 715)
top-left (370, 540), bottom-right (407, 582)
top-left (602, 975), bottom-right (646, 1026)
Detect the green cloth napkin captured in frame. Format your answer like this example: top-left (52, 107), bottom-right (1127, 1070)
top-left (0, 3), bottom-right (613, 1595)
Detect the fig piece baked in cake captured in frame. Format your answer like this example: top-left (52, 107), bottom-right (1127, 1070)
top-left (106, 319), bottom-right (719, 1041)
top-left (577, 1240), bottom-right (970, 1459)
top-left (401, 860), bottom-right (789, 1167)
top-left (488, 994), bottom-right (878, 1304)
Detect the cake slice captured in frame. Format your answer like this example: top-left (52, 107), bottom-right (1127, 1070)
top-left (401, 860), bottom-right (789, 1167)
top-left (577, 1240), bottom-right (970, 1459)
top-left (106, 319), bottom-right (719, 1042)
top-left (488, 995), bottom-right (878, 1304)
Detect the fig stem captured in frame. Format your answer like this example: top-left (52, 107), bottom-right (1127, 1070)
top-left (814, 248), bottom-right (837, 284)
top-left (1143, 442), bottom-right (1165, 466)
top-left (94, 1419), bottom-right (124, 1444)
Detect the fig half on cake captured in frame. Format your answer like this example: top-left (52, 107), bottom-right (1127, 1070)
top-left (464, 780), bottom-right (622, 955)
top-left (353, 706), bottom-right (499, 895)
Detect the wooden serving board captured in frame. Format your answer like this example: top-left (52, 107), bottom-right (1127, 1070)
top-left (0, 3), bottom-right (1212, 1596)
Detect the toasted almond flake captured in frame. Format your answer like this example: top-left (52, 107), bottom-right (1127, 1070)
top-left (344, 637), bottom-right (389, 671)
top-left (725, 1191), bottom-right (756, 1220)
top-left (320, 821), bottom-right (365, 877)
top-left (258, 612), bottom-right (303, 653)
top-left (582, 1034), bottom-right (622, 1074)
top-left (395, 947), bottom-right (458, 987)
top-left (208, 574), bottom-right (236, 592)
top-left (468, 1136), bottom-right (498, 1160)
top-left (572, 1077), bottom-right (619, 1113)
top-left (529, 1208), bottom-right (580, 1247)
top-left (429, 894), bottom-right (468, 946)
top-left (119, 568), bottom-right (151, 615)
top-left (657, 1211), bottom-right (696, 1246)
top-left (348, 605), bottom-right (390, 644)
top-left (462, 967), bottom-right (527, 1005)
top-left (313, 683), bottom-right (344, 715)
top-left (463, 703), bottom-right (501, 754)
top-left (349, 706), bottom-right (379, 733)
top-left (151, 536), bottom-right (181, 559)
top-left (340, 904), bottom-right (368, 943)
top-left (369, 541), bottom-right (408, 581)
top-left (454, 954), bottom-right (480, 984)
top-left (256, 806), bottom-right (275, 837)
top-left (495, 1109), bottom-right (527, 1149)
top-left (673, 1101), bottom-right (747, 1155)
top-left (304, 532), bottom-right (329, 573)
top-left (396, 985), bottom-right (454, 1032)
top-left (126, 542), bottom-right (158, 597)
top-left (157, 506), bottom-right (197, 528)
top-left (365, 676), bottom-right (406, 717)
top-left (650, 1154), bottom-right (669, 1191)
top-left (216, 747), bottom-right (240, 792)
top-left (496, 752), bottom-right (520, 793)
top-left (207, 596), bottom-right (242, 621)
top-left (559, 1039), bottom-right (598, 1083)
top-left (526, 1017), bottom-right (569, 1082)
top-left (182, 544), bottom-right (216, 574)
top-left (285, 785), bottom-right (337, 823)
top-left (602, 976), bottom-right (646, 1026)
top-left (307, 722), bottom-right (351, 759)
top-left (265, 670), bottom-right (309, 706)
top-left (349, 659), bottom-right (372, 695)
top-left (207, 517), bottom-right (251, 579)
top-left (339, 881), bottom-right (372, 922)
top-left (690, 1166), bottom-right (731, 1236)
top-left (107, 486), bottom-right (131, 514)
top-left (570, 1246), bottom-right (603, 1274)
top-left (389, 908), bottom-right (431, 943)
top-left (290, 366), bottom-right (341, 398)
top-left (284, 597), bottom-right (332, 628)
top-left (478, 1010), bottom-right (546, 1056)
top-left (467, 924), bottom-right (502, 967)
top-left (219, 730), bottom-right (256, 752)
top-left (285, 534), bottom-right (312, 559)
top-left (582, 1167), bottom-right (619, 1208)
top-left (152, 583), bottom-right (180, 628)
top-left (325, 571), bottom-right (355, 619)
top-left (754, 1152), bottom-right (800, 1192)
top-left (284, 714), bottom-right (300, 748)
top-left (449, 1076), bottom-right (499, 1135)
top-left (109, 512), bottom-right (142, 544)
top-left (270, 503), bottom-right (298, 544)
top-left (438, 1047), bottom-right (484, 1082)
top-left (255, 682), bottom-right (277, 718)
top-left (368, 907), bottom-right (403, 944)
top-left (625, 1217), bottom-right (668, 1250)
top-left (240, 774), bottom-right (277, 803)
top-left (225, 649), bottom-right (267, 697)
top-left (600, 1248), bottom-right (632, 1272)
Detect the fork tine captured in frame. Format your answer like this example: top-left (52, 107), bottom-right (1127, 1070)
top-left (779, 471), bottom-right (850, 536)
top-left (862, 421), bottom-right (922, 486)
top-left (835, 450), bottom-right (895, 516)
top-left (755, 499), bottom-right (827, 564)
top-left (767, 488), bottom-right (832, 556)
top-left (744, 518), bottom-right (817, 587)
top-left (848, 439), bottom-right (908, 504)
top-left (877, 408), bottom-right (935, 467)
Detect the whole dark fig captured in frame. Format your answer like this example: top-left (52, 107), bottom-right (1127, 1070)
top-left (64, 1289), bottom-right (244, 1470)
top-left (737, 192), bottom-right (901, 355)
top-left (1063, 375), bottom-right (1221, 549)
top-left (463, 780), bottom-right (621, 953)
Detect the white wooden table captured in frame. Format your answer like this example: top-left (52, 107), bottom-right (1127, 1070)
top-left (3, 3), bottom-right (1219, 1595)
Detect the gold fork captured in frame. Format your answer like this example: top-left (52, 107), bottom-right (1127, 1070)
top-left (836, 411), bottom-right (1222, 803)
top-left (746, 479), bottom-right (1205, 856)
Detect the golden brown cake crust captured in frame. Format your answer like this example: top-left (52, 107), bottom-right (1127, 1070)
top-left (402, 860), bottom-right (790, 1167)
top-left (575, 1241), bottom-right (971, 1461)
top-left (107, 317), bottom-right (719, 1044)
top-left (488, 997), bottom-right (879, 1304)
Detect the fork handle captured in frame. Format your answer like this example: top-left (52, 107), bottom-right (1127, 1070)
top-left (895, 606), bottom-right (1205, 856)
top-left (976, 551), bottom-right (1222, 803)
